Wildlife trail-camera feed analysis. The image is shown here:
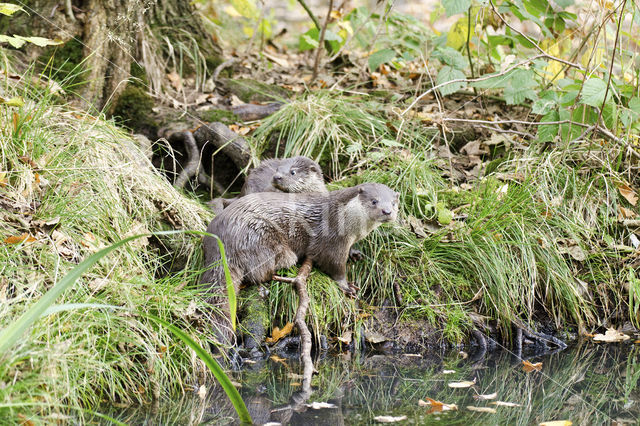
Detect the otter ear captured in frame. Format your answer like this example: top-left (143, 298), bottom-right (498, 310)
top-left (358, 187), bottom-right (364, 194)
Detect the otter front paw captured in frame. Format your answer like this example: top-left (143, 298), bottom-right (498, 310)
top-left (337, 281), bottom-right (359, 297)
top-left (348, 248), bottom-right (364, 262)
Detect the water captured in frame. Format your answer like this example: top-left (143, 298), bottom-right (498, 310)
top-left (106, 342), bottom-right (640, 425)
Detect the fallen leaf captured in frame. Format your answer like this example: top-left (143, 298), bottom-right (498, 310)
top-left (618, 183), bottom-right (638, 206)
top-left (286, 372), bottom-right (303, 379)
top-left (364, 331), bottom-right (388, 344)
top-left (448, 379), bottom-right (476, 388)
top-left (265, 322), bottom-right (293, 344)
top-left (492, 401), bottom-right (521, 407)
top-left (408, 215), bottom-right (428, 238)
top-left (373, 415), bottom-right (407, 423)
top-left (442, 369), bottom-right (456, 374)
top-left (592, 328), bottom-right (630, 343)
top-left (467, 406), bottom-right (497, 413)
top-left (522, 360), bottom-right (543, 372)
top-left (198, 384), bottom-right (206, 400)
top-left (167, 71), bottom-right (182, 90)
top-left (337, 331), bottom-right (352, 345)
top-left (419, 397), bottom-right (458, 413)
top-left (269, 354), bottom-right (287, 363)
top-left (619, 206), bottom-right (636, 219)
top-left (0, 171), bottom-right (6, 187)
top-left (305, 401), bottom-right (337, 409)
top-left (474, 392), bottom-right (497, 400)
top-left (539, 421), bottom-right (572, 426)
top-left (4, 233), bottom-right (36, 244)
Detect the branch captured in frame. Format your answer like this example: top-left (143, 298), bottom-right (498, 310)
top-left (296, 0), bottom-right (321, 31)
top-left (173, 131), bottom-right (200, 189)
top-left (311, 0), bottom-right (334, 82)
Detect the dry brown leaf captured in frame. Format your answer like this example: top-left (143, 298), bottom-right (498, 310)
top-left (592, 328), bottom-right (630, 343)
top-left (448, 379), bottom-right (475, 388)
top-left (619, 206), bottom-right (636, 219)
top-left (419, 397), bottom-right (458, 413)
top-left (373, 415), bottom-right (407, 423)
top-left (364, 331), bottom-right (387, 344)
top-left (618, 183), bottom-right (638, 206)
top-left (167, 71), bottom-right (182, 91)
top-left (337, 331), bottom-right (352, 345)
top-left (522, 360), bottom-right (543, 372)
top-left (539, 421), bottom-right (572, 426)
top-left (265, 322), bottom-right (294, 344)
top-left (197, 384), bottom-right (207, 400)
top-left (466, 406), bottom-right (497, 413)
top-left (4, 233), bottom-right (36, 244)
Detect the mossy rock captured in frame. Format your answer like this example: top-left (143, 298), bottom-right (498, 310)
top-left (111, 85), bottom-right (157, 136)
top-left (220, 78), bottom-right (291, 103)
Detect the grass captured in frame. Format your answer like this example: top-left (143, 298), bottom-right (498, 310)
top-left (0, 78), bottom-right (222, 422)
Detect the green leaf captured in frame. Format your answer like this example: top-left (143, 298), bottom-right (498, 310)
top-left (13, 35), bottom-right (63, 47)
top-left (230, 0), bottom-right (259, 19)
top-left (504, 85), bottom-right (537, 105)
top-left (368, 48), bottom-right (396, 72)
top-left (0, 2), bottom-right (22, 15)
top-left (442, 0), bottom-right (471, 16)
top-left (581, 77), bottom-right (611, 107)
top-left (537, 110), bottom-right (559, 142)
top-left (145, 314), bottom-right (252, 424)
top-left (1, 96), bottom-right (24, 107)
top-left (436, 66), bottom-right (467, 96)
top-left (0, 34), bottom-right (25, 48)
top-left (432, 47), bottom-right (467, 70)
top-left (381, 138), bottom-right (403, 147)
top-left (299, 29), bottom-right (319, 51)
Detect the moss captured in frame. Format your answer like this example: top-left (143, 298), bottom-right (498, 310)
top-left (39, 39), bottom-right (86, 88)
top-left (197, 108), bottom-right (238, 124)
top-left (129, 62), bottom-right (149, 88)
top-left (111, 85), bottom-right (157, 134)
top-left (221, 78), bottom-right (291, 103)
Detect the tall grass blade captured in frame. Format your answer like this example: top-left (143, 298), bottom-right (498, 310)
top-left (215, 236), bottom-right (237, 331)
top-left (144, 314), bottom-right (252, 424)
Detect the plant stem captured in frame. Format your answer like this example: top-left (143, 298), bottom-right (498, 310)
top-left (312, 0), bottom-right (334, 82)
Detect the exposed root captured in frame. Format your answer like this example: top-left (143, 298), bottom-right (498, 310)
top-left (173, 131), bottom-right (200, 189)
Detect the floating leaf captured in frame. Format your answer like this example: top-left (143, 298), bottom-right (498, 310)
top-left (618, 183), bottom-right (638, 206)
top-left (592, 328), bottom-right (630, 343)
top-left (306, 401), bottom-right (337, 409)
top-left (467, 406), bottom-right (496, 413)
top-left (419, 397), bottom-right (458, 413)
top-left (448, 379), bottom-right (475, 388)
top-left (373, 415), bottom-right (407, 423)
top-left (265, 322), bottom-right (293, 344)
top-left (522, 360), bottom-right (543, 372)
top-left (492, 401), bottom-right (522, 407)
top-left (474, 392), bottom-right (497, 400)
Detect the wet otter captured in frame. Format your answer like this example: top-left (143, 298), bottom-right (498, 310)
top-left (201, 183), bottom-right (399, 337)
top-left (240, 156), bottom-right (327, 196)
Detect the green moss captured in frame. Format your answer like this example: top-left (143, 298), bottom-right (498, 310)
top-left (197, 108), bottom-right (238, 124)
top-left (129, 62), bottom-right (149, 88)
top-left (111, 85), bottom-right (157, 133)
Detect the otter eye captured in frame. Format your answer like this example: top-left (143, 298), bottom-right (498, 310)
top-left (372, 200), bottom-right (378, 205)
top-left (290, 170), bottom-right (296, 176)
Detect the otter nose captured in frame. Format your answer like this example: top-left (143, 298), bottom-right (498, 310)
top-left (273, 173), bottom-right (283, 182)
top-left (382, 208), bottom-right (392, 215)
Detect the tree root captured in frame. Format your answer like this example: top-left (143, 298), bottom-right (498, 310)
top-left (173, 131), bottom-right (200, 189)
top-left (273, 258), bottom-right (314, 393)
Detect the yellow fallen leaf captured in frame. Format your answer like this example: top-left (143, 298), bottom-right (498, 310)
top-left (467, 406), bottom-right (496, 413)
top-left (269, 354), bottom-right (287, 363)
top-left (265, 322), bottom-right (293, 344)
top-left (419, 397), bottom-right (458, 411)
top-left (539, 421), bottom-right (572, 426)
top-left (522, 360), bottom-right (543, 372)
top-left (592, 328), bottom-right (630, 343)
top-left (619, 205), bottom-right (636, 219)
top-left (448, 379), bottom-right (476, 388)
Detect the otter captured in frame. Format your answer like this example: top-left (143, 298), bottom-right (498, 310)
top-left (201, 183), bottom-right (399, 336)
top-left (240, 156), bottom-right (327, 196)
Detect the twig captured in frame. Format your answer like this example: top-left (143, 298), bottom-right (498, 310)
top-left (273, 258), bottom-right (314, 391)
top-left (594, 0), bottom-right (627, 134)
top-left (311, 0), bottom-right (334, 82)
top-left (465, 6), bottom-right (475, 80)
top-left (212, 58), bottom-right (238, 82)
top-left (402, 54), bottom-right (546, 114)
top-left (296, 0), bottom-right (321, 30)
top-left (488, 0), bottom-right (584, 71)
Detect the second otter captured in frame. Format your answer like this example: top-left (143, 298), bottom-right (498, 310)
top-left (241, 156), bottom-right (327, 195)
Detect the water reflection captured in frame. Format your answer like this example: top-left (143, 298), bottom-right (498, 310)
top-left (103, 342), bottom-right (640, 425)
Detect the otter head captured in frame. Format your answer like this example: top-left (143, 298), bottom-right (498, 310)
top-left (357, 183), bottom-right (399, 224)
top-left (272, 156), bottom-right (327, 193)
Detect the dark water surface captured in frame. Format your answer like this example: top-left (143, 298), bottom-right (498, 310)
top-left (107, 342), bottom-right (640, 425)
